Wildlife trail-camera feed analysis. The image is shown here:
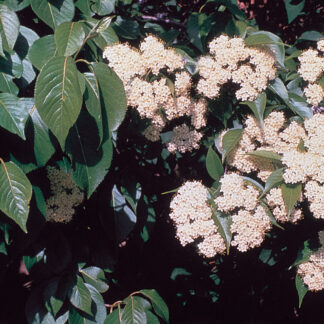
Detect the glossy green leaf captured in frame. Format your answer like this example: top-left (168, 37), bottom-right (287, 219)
top-left (0, 51), bottom-right (23, 78)
top-left (242, 92), bottom-right (266, 128)
top-left (269, 77), bottom-right (289, 101)
top-left (206, 146), bottom-right (224, 182)
top-left (221, 128), bottom-right (242, 163)
top-left (281, 182), bottom-right (302, 217)
top-left (209, 194), bottom-right (232, 254)
top-left (92, 0), bottom-right (115, 16)
top-left (104, 306), bottom-right (122, 324)
top-left (80, 266), bottom-right (109, 293)
top-left (2, 0), bottom-right (30, 11)
top-left (244, 31), bottom-right (285, 67)
top-left (0, 160), bottom-right (32, 233)
top-left (30, 107), bottom-right (56, 167)
top-left (56, 311), bottom-right (69, 324)
top-left (260, 168), bottom-right (284, 198)
top-left (296, 274), bottom-right (308, 308)
top-left (92, 62), bottom-right (127, 136)
top-left (299, 31), bottom-right (324, 42)
top-left (0, 93), bottom-right (30, 139)
top-left (138, 290), bottom-right (169, 323)
top-left (30, 0), bottom-right (75, 30)
top-left (0, 4), bottom-right (20, 51)
top-left (285, 0), bottom-right (305, 24)
top-left (35, 56), bottom-right (82, 149)
top-left (55, 21), bottom-right (85, 56)
top-left (28, 35), bottom-right (57, 70)
top-left (121, 296), bottom-right (147, 324)
top-left (186, 12), bottom-right (203, 52)
top-left (69, 275), bottom-right (92, 316)
top-left (43, 279), bottom-right (64, 317)
top-left (288, 92), bottom-right (313, 119)
top-left (145, 311), bottom-right (160, 324)
top-left (112, 17), bottom-right (139, 39)
top-left (84, 72), bottom-right (103, 144)
top-left (65, 110), bottom-right (113, 199)
top-left (246, 150), bottom-right (282, 162)
top-left (0, 73), bottom-right (19, 94)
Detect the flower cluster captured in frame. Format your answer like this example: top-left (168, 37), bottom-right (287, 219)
top-left (197, 35), bottom-right (276, 101)
top-left (45, 166), bottom-right (84, 223)
top-left (103, 35), bottom-right (206, 153)
top-left (297, 232), bottom-right (324, 291)
top-left (169, 181), bottom-right (226, 257)
top-left (215, 173), bottom-right (271, 252)
top-left (298, 40), bottom-right (324, 106)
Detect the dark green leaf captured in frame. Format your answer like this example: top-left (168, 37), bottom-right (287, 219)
top-left (269, 77), bottom-right (289, 101)
top-left (206, 146), bottom-right (224, 182)
top-left (296, 274), bottom-right (308, 308)
top-left (121, 296), bottom-right (147, 324)
top-left (0, 160), bottom-right (32, 233)
top-left (56, 311), bottom-right (69, 324)
top-left (55, 21), bottom-right (85, 56)
top-left (0, 73), bottom-right (19, 95)
top-left (85, 284), bottom-right (107, 324)
top-left (0, 4), bottom-right (20, 51)
top-left (2, 0), bottom-right (30, 11)
top-left (112, 17), bottom-right (139, 39)
top-left (221, 128), bottom-right (242, 163)
top-left (260, 168), bottom-right (284, 198)
top-left (0, 93), bottom-right (30, 139)
top-left (43, 279), bottom-right (64, 317)
top-left (0, 51), bottom-right (23, 78)
top-left (92, 62), bottom-right (127, 136)
top-left (35, 56), bottom-right (82, 149)
top-left (145, 311), bottom-right (160, 324)
top-left (138, 289), bottom-right (169, 323)
top-left (104, 307), bottom-right (122, 324)
top-left (259, 200), bottom-right (284, 230)
top-left (288, 92), bottom-right (313, 119)
top-left (242, 92), bottom-right (266, 128)
top-left (285, 0), bottom-right (305, 24)
top-left (299, 31), bottom-right (324, 41)
top-left (30, 0), bottom-right (75, 30)
top-left (69, 275), bottom-right (92, 316)
top-left (28, 35), bottom-right (57, 70)
top-left (186, 12), bottom-right (203, 52)
top-left (30, 107), bottom-right (56, 167)
top-left (92, 0), bottom-right (115, 16)
top-left (80, 266), bottom-right (109, 293)
top-left (66, 110), bottom-right (113, 199)
top-left (290, 240), bottom-right (313, 269)
top-left (281, 182), bottom-right (302, 217)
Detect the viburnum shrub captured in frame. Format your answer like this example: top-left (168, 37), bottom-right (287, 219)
top-left (0, 0), bottom-right (324, 323)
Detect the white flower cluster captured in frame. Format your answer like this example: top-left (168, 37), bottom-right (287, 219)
top-left (103, 35), bottom-right (206, 153)
top-left (197, 35), bottom-right (276, 101)
top-left (169, 181), bottom-right (226, 258)
top-left (298, 40), bottom-right (324, 106)
top-left (45, 166), bottom-right (84, 223)
top-left (297, 231), bottom-right (324, 291)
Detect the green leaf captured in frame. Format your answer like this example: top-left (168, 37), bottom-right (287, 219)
top-left (0, 73), bottom-right (18, 94)
top-left (221, 128), bottom-right (242, 163)
top-left (30, 0), bottom-right (75, 30)
top-left (0, 4), bottom-right (20, 51)
top-left (259, 200), bottom-right (284, 230)
top-left (55, 21), bottom-right (85, 56)
top-left (269, 77), bottom-right (289, 101)
top-left (244, 31), bottom-right (285, 67)
top-left (121, 296), bottom-right (147, 324)
top-left (35, 56), bottom-right (82, 149)
top-left (246, 150), bottom-right (282, 162)
top-left (92, 0), bottom-right (115, 16)
top-left (80, 266), bottom-right (109, 293)
top-left (2, 0), bottom-right (30, 11)
top-left (28, 35), bottom-right (57, 70)
top-left (84, 72), bottom-right (103, 144)
top-left (30, 107), bottom-right (56, 167)
top-left (0, 160), bottom-right (32, 233)
top-left (288, 92), bottom-right (313, 119)
top-left (242, 92), bottom-right (266, 128)
top-left (43, 279), bottom-right (64, 317)
top-left (138, 290), bottom-right (169, 323)
top-left (299, 31), bottom-right (324, 42)
top-left (65, 110), bottom-right (113, 199)
top-left (281, 182), bottom-right (302, 217)
top-left (56, 311), bottom-right (69, 324)
top-left (84, 284), bottom-right (107, 324)
top-left (145, 311), bottom-right (160, 324)
top-left (69, 275), bottom-right (92, 316)
top-left (112, 16), bottom-right (139, 39)
top-left (208, 194), bottom-right (232, 254)
top-left (290, 239), bottom-right (313, 269)
top-left (206, 146), bottom-right (224, 182)
top-left (0, 93), bottom-right (30, 139)
top-left (296, 274), bottom-right (308, 308)
top-left (285, 0), bottom-right (305, 24)
top-left (104, 307), bottom-right (122, 324)
top-left (92, 62), bottom-right (127, 136)
top-left (0, 51), bottom-right (23, 78)
top-left (260, 168), bottom-right (284, 198)
top-left (186, 12), bottom-right (203, 52)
